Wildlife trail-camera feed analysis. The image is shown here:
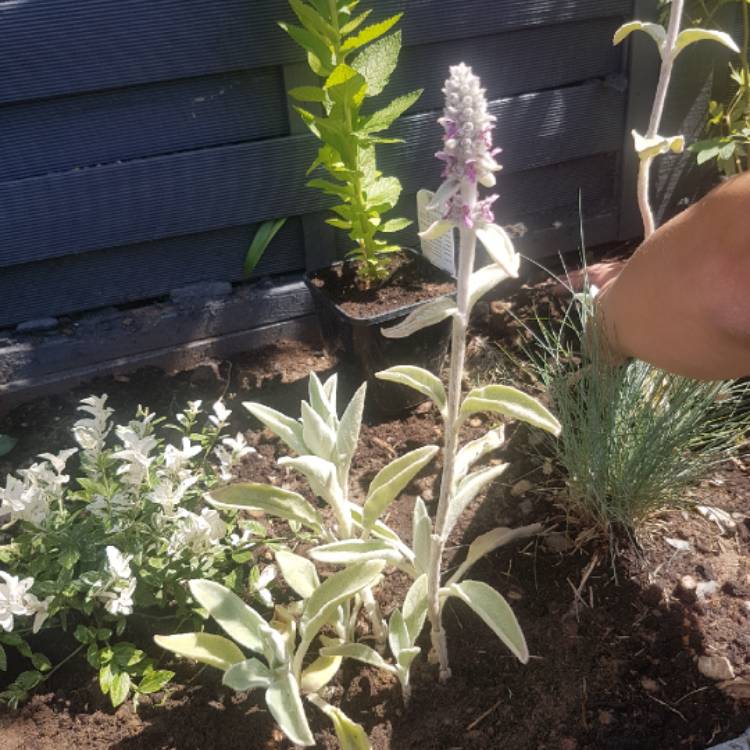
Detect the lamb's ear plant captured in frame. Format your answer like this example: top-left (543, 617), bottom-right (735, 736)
top-left (379, 64), bottom-right (561, 682)
top-left (280, 1), bottom-right (422, 283)
top-left (613, 0), bottom-right (739, 237)
top-left (155, 563), bottom-right (384, 747)
top-left (209, 373), bottom-right (438, 652)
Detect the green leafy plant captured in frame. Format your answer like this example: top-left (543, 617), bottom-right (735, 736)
top-left (689, 0), bottom-right (750, 174)
top-left (280, 0), bottom-right (422, 284)
top-left (0, 396), bottom-right (270, 708)
top-left (614, 0), bottom-right (739, 236)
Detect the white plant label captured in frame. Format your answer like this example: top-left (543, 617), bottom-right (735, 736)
top-left (417, 189), bottom-right (455, 276)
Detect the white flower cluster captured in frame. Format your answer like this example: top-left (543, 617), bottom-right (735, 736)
top-left (73, 395), bottom-right (114, 459)
top-left (214, 431), bottom-right (256, 482)
top-left (0, 572), bottom-right (52, 633)
top-left (96, 546), bottom-right (136, 617)
top-left (0, 448), bottom-right (77, 525)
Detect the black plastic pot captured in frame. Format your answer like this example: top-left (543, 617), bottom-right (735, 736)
top-left (304, 252), bottom-right (454, 415)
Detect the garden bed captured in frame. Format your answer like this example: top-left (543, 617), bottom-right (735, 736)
top-left (1, 272), bottom-right (749, 749)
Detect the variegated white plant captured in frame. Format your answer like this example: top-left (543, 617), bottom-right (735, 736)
top-left (380, 64), bottom-right (561, 682)
top-left (613, 0), bottom-right (738, 237)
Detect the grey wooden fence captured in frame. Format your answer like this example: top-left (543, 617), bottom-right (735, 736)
top-left (0, 0), bottom-right (635, 333)
top-left (11, 0), bottom-right (733, 406)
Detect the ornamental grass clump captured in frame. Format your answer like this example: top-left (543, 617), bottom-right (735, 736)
top-left (280, 0), bottom-right (422, 283)
top-left (0, 396), bottom-right (271, 708)
top-left (520, 284), bottom-right (750, 537)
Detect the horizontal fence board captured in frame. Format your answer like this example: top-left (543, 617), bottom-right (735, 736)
top-left (0, 0), bottom-right (631, 104)
top-left (0, 81), bottom-right (626, 268)
top-left (0, 219), bottom-right (306, 328)
top-left (0, 153), bottom-right (617, 327)
top-left (1, 278), bottom-right (314, 383)
top-left (369, 16), bottom-right (624, 112)
top-left (0, 68), bottom-right (288, 182)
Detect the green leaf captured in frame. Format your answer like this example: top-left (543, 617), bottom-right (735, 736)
top-left (448, 524), bottom-right (543, 585)
top-left (243, 401), bottom-right (307, 454)
top-left (307, 177), bottom-right (350, 198)
top-left (300, 653), bottom-right (343, 692)
top-left (137, 669), bottom-right (174, 695)
top-left (222, 658), bottom-right (271, 692)
top-left (335, 382), bottom-right (367, 485)
top-left (154, 632), bottom-right (245, 672)
top-left (365, 176), bottom-right (401, 210)
top-left (279, 21), bottom-right (332, 74)
top-left (112, 642), bottom-right (145, 668)
top-left (109, 671), bottom-right (132, 707)
top-left (99, 664), bottom-right (113, 695)
top-left (612, 20), bottom-right (666, 53)
top-left (363, 89), bottom-right (422, 133)
top-left (244, 218), bottom-right (287, 278)
top-left (301, 561), bottom-right (385, 645)
top-left (363, 445), bottom-right (439, 528)
top-left (289, 0), bottom-right (336, 40)
top-left (188, 580), bottom-right (269, 655)
top-left (74, 625), bottom-right (94, 644)
top-left (208, 483), bottom-right (323, 534)
top-left (0, 644), bottom-right (6, 672)
top-left (275, 549), bottom-right (320, 600)
top-left (447, 580), bottom-right (529, 663)
top-left (288, 85), bottom-right (327, 103)
top-left (341, 13), bottom-right (402, 52)
top-left (460, 385), bottom-right (562, 435)
top-left (468, 263), bottom-right (516, 309)
top-left (341, 9), bottom-right (372, 36)
top-left (0, 434), bottom-right (17, 457)
top-left (309, 538), bottom-right (406, 565)
top-left (381, 297), bottom-right (457, 339)
top-left (300, 401), bottom-right (337, 460)
top-left (388, 608), bottom-right (409, 657)
top-left (379, 217), bottom-right (412, 233)
top-left (320, 642), bottom-right (391, 671)
top-left (309, 696), bottom-right (371, 750)
top-left (352, 30), bottom-right (402, 97)
top-left (375, 366), bottom-right (446, 416)
top-left (454, 427), bottom-right (506, 483)
top-left (403, 574), bottom-right (428, 644)
top-left (266, 673), bottom-right (315, 747)
top-left (277, 455), bottom-right (348, 527)
top-left (445, 463), bottom-right (510, 538)
top-left (411, 499), bottom-right (432, 576)
top-left (31, 653), bottom-right (52, 672)
top-left (675, 28), bottom-right (739, 57)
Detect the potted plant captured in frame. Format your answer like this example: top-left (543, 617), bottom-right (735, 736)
top-left (279, 0), bottom-right (456, 412)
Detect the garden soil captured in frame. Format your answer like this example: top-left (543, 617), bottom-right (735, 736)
top-left (1, 260), bottom-right (749, 750)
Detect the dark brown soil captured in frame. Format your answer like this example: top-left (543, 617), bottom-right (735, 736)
top-left (2, 258), bottom-right (750, 749)
top-left (309, 252), bottom-right (455, 319)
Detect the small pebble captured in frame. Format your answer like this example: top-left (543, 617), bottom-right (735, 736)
top-left (511, 479), bottom-right (533, 497)
top-left (698, 655), bottom-right (735, 682)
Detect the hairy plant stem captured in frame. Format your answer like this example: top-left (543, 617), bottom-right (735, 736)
top-left (427, 184), bottom-right (477, 682)
top-left (638, 0), bottom-right (685, 238)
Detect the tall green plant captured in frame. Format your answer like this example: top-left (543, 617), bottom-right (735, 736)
top-left (689, 0), bottom-right (750, 175)
top-left (614, 0), bottom-right (739, 236)
top-left (280, 1), bottom-right (422, 283)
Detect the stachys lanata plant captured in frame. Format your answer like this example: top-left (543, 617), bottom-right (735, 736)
top-left (381, 63), bottom-right (561, 681)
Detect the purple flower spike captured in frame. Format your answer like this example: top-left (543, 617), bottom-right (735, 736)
top-left (419, 64), bottom-right (519, 280)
